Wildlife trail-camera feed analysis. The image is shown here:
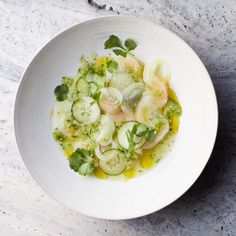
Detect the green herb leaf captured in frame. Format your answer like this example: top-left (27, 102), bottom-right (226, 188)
top-left (124, 38), bottom-right (137, 51)
top-left (104, 35), bottom-right (123, 49)
top-left (135, 123), bottom-right (147, 137)
top-left (92, 91), bottom-right (101, 101)
top-left (126, 123), bottom-right (157, 153)
top-left (132, 123), bottom-right (139, 135)
top-left (126, 133), bottom-right (136, 153)
top-left (126, 123), bottom-right (140, 153)
top-left (54, 84), bottom-right (69, 101)
top-left (69, 148), bottom-right (94, 175)
top-left (106, 60), bottom-right (118, 73)
top-left (69, 151), bottom-right (83, 172)
top-left (104, 35), bottom-right (138, 57)
top-left (113, 49), bottom-right (127, 57)
top-left (144, 128), bottom-right (156, 142)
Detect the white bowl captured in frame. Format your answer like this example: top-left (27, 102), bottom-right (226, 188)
top-left (14, 16), bottom-right (218, 220)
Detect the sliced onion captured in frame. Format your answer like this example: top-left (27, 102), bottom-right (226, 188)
top-left (121, 82), bottom-right (144, 116)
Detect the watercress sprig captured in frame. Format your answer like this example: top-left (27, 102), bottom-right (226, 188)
top-left (104, 35), bottom-right (137, 57)
top-left (126, 123), bottom-right (156, 153)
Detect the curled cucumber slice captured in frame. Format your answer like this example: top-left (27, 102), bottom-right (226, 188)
top-left (96, 115), bottom-right (115, 146)
top-left (99, 149), bottom-right (127, 176)
top-left (86, 73), bottom-right (105, 87)
top-left (76, 79), bottom-right (98, 97)
top-left (96, 128), bottom-right (113, 146)
top-left (71, 96), bottom-right (100, 124)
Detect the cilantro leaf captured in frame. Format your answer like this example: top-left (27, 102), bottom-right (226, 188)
top-left (104, 35), bottom-right (138, 57)
top-left (113, 49), bottom-right (127, 57)
top-left (124, 38), bottom-right (137, 51)
top-left (54, 84), bottom-right (69, 101)
top-left (69, 148), bottom-right (94, 176)
top-left (69, 151), bottom-right (83, 172)
top-left (106, 60), bottom-right (118, 73)
top-left (104, 35), bottom-right (123, 49)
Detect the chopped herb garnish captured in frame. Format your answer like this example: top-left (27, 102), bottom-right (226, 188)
top-left (164, 99), bottom-right (182, 118)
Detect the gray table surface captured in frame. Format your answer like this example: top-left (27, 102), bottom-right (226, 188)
top-left (1, 0), bottom-right (236, 235)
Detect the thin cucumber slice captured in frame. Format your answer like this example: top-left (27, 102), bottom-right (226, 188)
top-left (71, 96), bottom-right (100, 124)
top-left (109, 72), bottom-right (135, 91)
top-left (99, 149), bottom-right (127, 176)
top-left (76, 79), bottom-right (90, 95)
top-left (88, 82), bottom-right (98, 95)
top-left (86, 73), bottom-right (105, 87)
top-left (117, 121), bottom-right (145, 150)
top-left (76, 79), bottom-right (98, 97)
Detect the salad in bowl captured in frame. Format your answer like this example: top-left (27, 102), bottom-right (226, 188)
top-left (51, 35), bottom-right (182, 179)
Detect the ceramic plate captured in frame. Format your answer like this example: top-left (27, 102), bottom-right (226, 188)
top-left (14, 16), bottom-right (218, 220)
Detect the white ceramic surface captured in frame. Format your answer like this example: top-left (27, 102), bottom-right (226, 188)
top-left (14, 16), bottom-right (218, 220)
